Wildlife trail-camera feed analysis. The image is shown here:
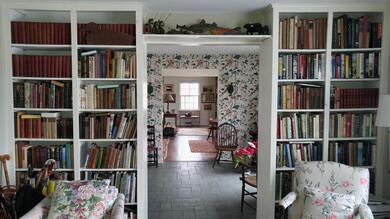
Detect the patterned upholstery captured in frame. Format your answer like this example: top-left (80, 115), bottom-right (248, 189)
top-left (280, 161), bottom-right (373, 219)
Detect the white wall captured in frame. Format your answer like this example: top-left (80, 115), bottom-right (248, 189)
top-left (163, 76), bottom-right (217, 126)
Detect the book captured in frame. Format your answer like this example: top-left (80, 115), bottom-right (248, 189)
top-left (278, 53), bottom-right (325, 79)
top-left (276, 143), bottom-right (322, 168)
top-left (330, 87), bottom-right (379, 109)
top-left (11, 21), bottom-right (71, 44)
top-left (77, 23), bottom-right (136, 45)
top-left (12, 55), bottom-right (72, 78)
top-left (329, 141), bottom-right (374, 166)
top-left (277, 113), bottom-right (323, 139)
top-left (329, 113), bottom-right (376, 138)
top-left (331, 52), bottom-right (380, 79)
top-left (278, 84), bottom-right (324, 109)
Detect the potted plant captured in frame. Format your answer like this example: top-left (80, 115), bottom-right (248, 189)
top-left (233, 140), bottom-right (257, 168)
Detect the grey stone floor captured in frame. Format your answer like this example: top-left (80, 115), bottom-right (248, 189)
top-left (148, 162), bottom-right (257, 219)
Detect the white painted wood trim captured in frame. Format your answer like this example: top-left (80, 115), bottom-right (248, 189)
top-left (162, 69), bottom-right (219, 77)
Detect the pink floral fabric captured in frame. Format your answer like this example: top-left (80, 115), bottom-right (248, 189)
top-left (47, 180), bottom-right (118, 219)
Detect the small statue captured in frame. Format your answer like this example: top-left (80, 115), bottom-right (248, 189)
top-left (144, 18), bottom-right (154, 34)
top-left (81, 22), bottom-right (134, 45)
top-left (166, 24), bottom-right (190, 34)
top-left (244, 23), bottom-right (263, 35)
top-left (189, 19), bottom-right (218, 34)
top-left (209, 27), bottom-right (242, 35)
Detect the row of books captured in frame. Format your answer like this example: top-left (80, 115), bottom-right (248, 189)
top-left (329, 113), bottom-right (376, 138)
top-left (279, 17), bottom-right (327, 49)
top-left (13, 55), bottom-right (72, 78)
top-left (278, 53), bottom-right (325, 80)
top-left (80, 113), bottom-right (137, 139)
top-left (16, 172), bottom-right (73, 188)
top-left (275, 172), bottom-right (292, 201)
top-left (331, 87), bottom-right (379, 109)
top-left (78, 50), bottom-right (137, 78)
top-left (331, 52), bottom-right (380, 79)
top-left (11, 21), bottom-right (71, 44)
top-left (332, 15), bottom-right (382, 49)
top-left (13, 81), bottom-right (72, 109)
top-left (15, 112), bottom-right (73, 138)
top-left (276, 143), bottom-right (322, 168)
top-left (278, 84), bottom-right (324, 109)
top-left (77, 23), bottom-right (135, 45)
top-left (79, 83), bottom-right (136, 109)
top-left (277, 113), bottom-right (323, 139)
top-left (86, 172), bottom-right (137, 203)
top-left (15, 142), bottom-right (73, 169)
top-left (329, 141), bottom-right (374, 167)
top-left (84, 142), bottom-right (136, 169)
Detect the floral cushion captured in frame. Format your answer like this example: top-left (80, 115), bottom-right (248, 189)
top-left (48, 180), bottom-right (118, 219)
top-left (302, 187), bottom-right (356, 219)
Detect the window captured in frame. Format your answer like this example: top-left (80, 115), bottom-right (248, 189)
top-left (180, 83), bottom-right (199, 110)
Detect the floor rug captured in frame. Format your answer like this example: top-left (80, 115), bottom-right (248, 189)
top-left (177, 127), bottom-right (209, 136)
top-left (163, 138), bottom-right (170, 160)
top-left (188, 140), bottom-right (217, 153)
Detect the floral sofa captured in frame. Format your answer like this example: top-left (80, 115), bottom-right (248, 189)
top-left (279, 161), bottom-right (373, 219)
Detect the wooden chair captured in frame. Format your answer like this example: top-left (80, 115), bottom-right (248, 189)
top-left (212, 123), bottom-right (238, 168)
top-left (147, 125), bottom-right (158, 168)
top-left (239, 161), bottom-right (257, 212)
top-left (207, 118), bottom-right (218, 141)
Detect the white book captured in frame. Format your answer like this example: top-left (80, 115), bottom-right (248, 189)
top-left (130, 83), bottom-right (136, 109)
top-left (117, 116), bottom-right (128, 139)
top-left (41, 112), bottom-right (60, 118)
top-left (81, 50), bottom-right (97, 56)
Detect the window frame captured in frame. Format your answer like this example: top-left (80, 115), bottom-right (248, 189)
top-left (179, 82), bottom-right (200, 111)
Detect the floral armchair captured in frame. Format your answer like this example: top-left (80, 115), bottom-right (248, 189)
top-left (279, 161), bottom-right (373, 219)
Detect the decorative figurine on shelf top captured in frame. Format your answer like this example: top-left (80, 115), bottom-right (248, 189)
top-left (144, 18), bottom-right (154, 34)
top-left (166, 19), bottom-right (243, 35)
top-left (189, 19), bottom-right (218, 34)
top-left (81, 22), bottom-right (134, 45)
top-left (166, 24), bottom-right (191, 34)
top-left (243, 23), bottom-right (270, 35)
top-left (209, 27), bottom-right (242, 35)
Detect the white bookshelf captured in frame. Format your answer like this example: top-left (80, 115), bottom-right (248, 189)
top-left (258, 4), bottom-right (389, 218)
top-left (2, 2), bottom-right (146, 218)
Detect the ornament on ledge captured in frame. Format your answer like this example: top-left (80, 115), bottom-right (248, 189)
top-left (81, 22), bottom-right (134, 45)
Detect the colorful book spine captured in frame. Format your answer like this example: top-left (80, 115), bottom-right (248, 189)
top-left (277, 113), bottom-right (323, 139)
top-left (278, 84), bottom-right (324, 109)
top-left (329, 113), bottom-right (376, 138)
top-left (276, 143), bottom-right (322, 168)
top-left (329, 141), bottom-right (374, 166)
top-left (278, 53), bottom-right (325, 79)
top-left (331, 52), bottom-right (380, 79)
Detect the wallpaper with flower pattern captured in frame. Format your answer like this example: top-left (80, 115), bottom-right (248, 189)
top-left (147, 53), bottom-right (259, 162)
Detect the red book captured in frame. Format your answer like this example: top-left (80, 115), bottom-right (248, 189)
top-left (42, 23), bottom-right (47, 44)
top-left (65, 23), bottom-right (70, 44)
top-left (13, 55), bottom-right (18, 76)
top-left (11, 22), bottom-right (16, 43)
top-left (49, 56), bottom-right (55, 77)
top-left (50, 23), bottom-right (55, 44)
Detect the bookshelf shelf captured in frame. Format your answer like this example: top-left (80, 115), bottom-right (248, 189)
top-left (144, 34), bottom-right (271, 45)
top-left (331, 48), bottom-right (382, 52)
top-left (79, 109), bottom-right (137, 112)
top-left (328, 137), bottom-right (377, 141)
top-left (278, 49), bottom-right (326, 53)
top-left (14, 138), bottom-right (73, 142)
top-left (78, 78), bottom-right (137, 82)
top-left (77, 45), bottom-right (136, 49)
top-left (276, 167), bottom-right (295, 171)
top-left (12, 77), bottom-right (72, 81)
top-left (80, 168), bottom-right (137, 172)
top-left (330, 78), bottom-right (380, 82)
top-left (276, 138), bottom-right (323, 142)
top-left (11, 44), bottom-right (71, 50)
top-left (277, 79), bottom-right (325, 83)
top-left (15, 168), bottom-right (74, 172)
top-left (13, 108), bottom-right (73, 112)
top-left (125, 203), bottom-right (137, 206)
top-left (329, 108), bottom-right (378, 112)
top-left (79, 139), bottom-right (137, 142)
top-left (277, 109), bottom-right (324, 113)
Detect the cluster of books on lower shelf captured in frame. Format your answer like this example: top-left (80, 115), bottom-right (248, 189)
top-left (332, 15), bottom-right (382, 49)
top-left (15, 112), bottom-right (73, 139)
top-left (278, 84), bottom-right (324, 109)
top-left (16, 172), bottom-right (73, 188)
top-left (276, 143), bottom-right (322, 168)
top-left (277, 113), bottom-right (323, 139)
top-left (77, 23), bottom-right (135, 45)
top-left (329, 141), bottom-right (374, 167)
top-left (78, 50), bottom-right (137, 78)
top-left (13, 81), bottom-right (72, 109)
top-left (329, 113), bottom-right (376, 138)
top-left (331, 87), bottom-right (379, 109)
top-left (13, 55), bottom-right (72, 78)
top-left (86, 172), bottom-right (137, 204)
top-left (15, 142), bottom-right (73, 169)
top-left (331, 52), bottom-right (381, 79)
top-left (79, 83), bottom-right (136, 109)
top-left (11, 21), bottom-right (71, 45)
top-left (84, 142), bottom-right (136, 169)
top-left (80, 113), bottom-right (136, 139)
top-left (279, 16), bottom-right (327, 49)
top-left (278, 53), bottom-right (325, 80)
top-left (275, 172), bottom-right (293, 201)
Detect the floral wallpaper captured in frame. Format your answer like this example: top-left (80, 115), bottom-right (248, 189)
top-left (147, 53), bottom-right (259, 162)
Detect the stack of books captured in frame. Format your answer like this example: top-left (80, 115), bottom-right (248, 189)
top-left (277, 113), bottom-right (323, 139)
top-left (332, 15), bottom-right (382, 48)
top-left (276, 143), bottom-right (322, 168)
top-left (84, 142), bottom-right (136, 169)
top-left (15, 142), bottom-right (73, 169)
top-left (278, 53), bottom-right (326, 79)
top-left (80, 113), bottom-right (137, 139)
top-left (16, 172), bottom-right (73, 188)
top-left (331, 87), bottom-right (379, 109)
top-left (13, 81), bottom-right (72, 109)
top-left (15, 112), bottom-right (73, 138)
top-left (329, 113), bottom-right (376, 138)
top-left (12, 55), bottom-right (72, 78)
top-left (11, 21), bottom-right (71, 44)
top-left (278, 84), bottom-right (324, 109)
top-left (77, 23), bottom-right (135, 45)
top-left (279, 16), bottom-right (327, 49)
top-left (78, 50), bottom-right (136, 78)
top-left (329, 141), bottom-right (374, 166)
top-left (79, 83), bottom-right (136, 109)
top-left (275, 172), bottom-right (292, 201)
top-left (331, 52), bottom-right (381, 79)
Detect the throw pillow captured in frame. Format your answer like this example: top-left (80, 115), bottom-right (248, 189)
top-left (302, 187), bottom-right (356, 219)
top-left (48, 180), bottom-right (117, 219)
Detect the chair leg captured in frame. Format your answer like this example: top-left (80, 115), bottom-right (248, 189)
top-left (155, 149), bottom-right (158, 168)
top-left (217, 151), bottom-right (222, 164)
top-left (241, 180), bottom-right (245, 212)
top-left (212, 150), bottom-right (220, 168)
top-left (207, 128), bottom-right (212, 140)
top-left (231, 151), bottom-right (234, 165)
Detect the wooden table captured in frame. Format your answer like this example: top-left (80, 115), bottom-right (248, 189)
top-left (163, 113), bottom-right (177, 128)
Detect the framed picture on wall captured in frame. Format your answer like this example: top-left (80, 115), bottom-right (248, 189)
top-left (164, 84), bottom-right (174, 93)
top-left (202, 86), bottom-right (214, 93)
top-left (204, 104), bottom-right (212, 110)
top-left (201, 93), bottom-right (215, 103)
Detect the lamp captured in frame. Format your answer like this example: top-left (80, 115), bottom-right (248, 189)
top-left (164, 94), bottom-right (175, 113)
top-left (376, 95), bottom-right (390, 128)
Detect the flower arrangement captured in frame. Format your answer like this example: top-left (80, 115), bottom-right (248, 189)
top-left (233, 140), bottom-right (258, 168)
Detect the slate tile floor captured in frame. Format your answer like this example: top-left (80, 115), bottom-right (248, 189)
top-left (148, 162), bottom-right (257, 219)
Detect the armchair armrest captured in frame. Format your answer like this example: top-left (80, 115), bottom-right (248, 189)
top-left (279, 191), bottom-right (298, 209)
top-left (358, 203), bottom-right (374, 219)
top-left (110, 193), bottom-right (125, 219)
top-left (20, 197), bottom-right (51, 219)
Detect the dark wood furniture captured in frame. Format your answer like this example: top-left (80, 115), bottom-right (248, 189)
top-left (240, 161), bottom-right (257, 212)
top-left (207, 118), bottom-right (218, 141)
top-left (163, 113), bottom-right (177, 129)
top-left (147, 125), bottom-right (158, 168)
top-left (212, 122), bottom-right (238, 168)
top-left (178, 110), bottom-right (200, 127)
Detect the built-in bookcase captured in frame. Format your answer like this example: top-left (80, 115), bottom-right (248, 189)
top-left (259, 4), bottom-right (389, 218)
top-left (3, 2), bottom-right (146, 218)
